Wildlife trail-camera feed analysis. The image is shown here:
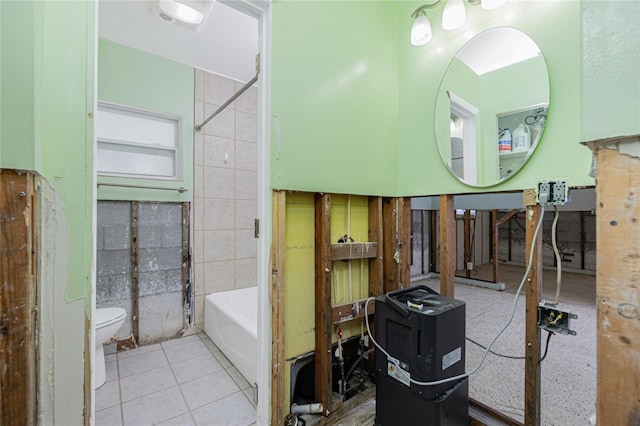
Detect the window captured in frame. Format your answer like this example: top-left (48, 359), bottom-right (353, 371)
top-left (96, 102), bottom-right (181, 179)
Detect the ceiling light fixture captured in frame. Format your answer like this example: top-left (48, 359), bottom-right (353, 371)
top-left (158, 0), bottom-right (205, 25)
top-left (410, 0), bottom-right (507, 46)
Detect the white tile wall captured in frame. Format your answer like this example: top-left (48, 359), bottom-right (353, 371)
top-left (193, 70), bottom-right (257, 332)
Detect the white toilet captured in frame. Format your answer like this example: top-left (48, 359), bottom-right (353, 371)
top-left (94, 307), bottom-right (127, 389)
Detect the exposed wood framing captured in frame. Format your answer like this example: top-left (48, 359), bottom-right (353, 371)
top-left (0, 170), bottom-right (36, 426)
top-left (492, 209), bottom-right (498, 283)
top-left (315, 193), bottom-right (333, 416)
top-left (399, 198), bottom-right (411, 289)
top-left (313, 387), bottom-right (376, 426)
top-left (464, 209), bottom-right (471, 278)
top-left (439, 194), bottom-right (455, 297)
top-left (368, 197), bottom-right (383, 297)
top-left (330, 242), bottom-right (377, 261)
top-left (182, 202), bottom-right (191, 327)
top-left (382, 198), bottom-right (411, 293)
top-left (331, 299), bottom-right (376, 324)
top-left (271, 191), bottom-right (286, 426)
top-left (430, 210), bottom-right (438, 273)
top-left (523, 190), bottom-right (542, 426)
top-left (130, 201), bottom-right (140, 346)
top-left (593, 146), bottom-right (640, 424)
top-left (470, 398), bottom-right (524, 426)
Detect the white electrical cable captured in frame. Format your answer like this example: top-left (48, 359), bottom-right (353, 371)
top-left (364, 205), bottom-right (546, 387)
top-left (551, 205), bottom-right (562, 305)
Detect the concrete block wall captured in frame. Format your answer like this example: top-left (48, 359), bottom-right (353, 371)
top-left (193, 69), bottom-right (258, 330)
top-left (96, 201), bottom-right (185, 347)
top-left (97, 201), bottom-right (133, 340)
top-left (497, 210), bottom-right (596, 271)
top-left (137, 203), bottom-right (184, 343)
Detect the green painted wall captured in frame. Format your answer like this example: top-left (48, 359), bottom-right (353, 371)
top-left (581, 1), bottom-right (640, 142)
top-left (398, 0), bottom-right (592, 195)
top-left (97, 39), bottom-right (194, 202)
top-left (271, 1), bottom-right (600, 197)
top-left (1, 0), bottom-right (94, 304)
top-left (0, 0), bottom-right (37, 170)
top-left (271, 1), bottom-right (399, 196)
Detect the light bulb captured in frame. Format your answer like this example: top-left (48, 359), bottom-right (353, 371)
top-left (442, 0), bottom-right (466, 30)
top-left (159, 0), bottom-right (204, 24)
top-left (411, 12), bottom-right (432, 46)
top-left (481, 0), bottom-right (507, 10)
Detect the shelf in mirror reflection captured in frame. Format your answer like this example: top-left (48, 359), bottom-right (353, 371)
top-left (499, 150), bottom-right (529, 157)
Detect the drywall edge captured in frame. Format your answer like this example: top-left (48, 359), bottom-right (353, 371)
top-left (36, 177), bottom-right (86, 425)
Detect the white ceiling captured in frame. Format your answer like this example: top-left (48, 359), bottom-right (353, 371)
top-left (98, 0), bottom-right (259, 82)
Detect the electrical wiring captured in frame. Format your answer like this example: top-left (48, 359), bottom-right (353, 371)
top-left (538, 330), bottom-right (554, 363)
top-left (551, 205), bottom-right (562, 304)
top-left (465, 337), bottom-right (525, 360)
top-left (466, 330), bottom-right (554, 364)
top-left (364, 205), bottom-right (546, 387)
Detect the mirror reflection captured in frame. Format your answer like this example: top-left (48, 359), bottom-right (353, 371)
top-left (435, 27), bottom-right (550, 187)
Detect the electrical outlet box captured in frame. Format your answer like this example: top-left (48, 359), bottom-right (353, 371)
top-left (537, 179), bottom-right (569, 205)
top-left (537, 302), bottom-right (577, 335)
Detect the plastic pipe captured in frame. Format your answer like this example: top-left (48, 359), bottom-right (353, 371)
top-left (291, 403), bottom-right (324, 414)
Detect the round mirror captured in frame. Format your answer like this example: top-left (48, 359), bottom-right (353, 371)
top-left (435, 27), bottom-right (549, 187)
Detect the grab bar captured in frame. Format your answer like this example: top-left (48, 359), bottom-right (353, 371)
top-left (195, 54), bottom-right (260, 132)
top-left (97, 183), bottom-right (188, 193)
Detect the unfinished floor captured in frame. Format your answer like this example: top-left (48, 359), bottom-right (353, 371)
top-left (304, 263), bottom-right (595, 426)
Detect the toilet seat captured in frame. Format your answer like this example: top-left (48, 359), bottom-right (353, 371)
top-left (95, 307), bottom-right (126, 329)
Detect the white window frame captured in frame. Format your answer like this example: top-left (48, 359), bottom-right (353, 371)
top-left (449, 91), bottom-right (479, 186)
top-left (96, 101), bottom-right (182, 181)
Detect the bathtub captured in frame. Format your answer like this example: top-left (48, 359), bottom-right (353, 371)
top-left (204, 287), bottom-right (257, 386)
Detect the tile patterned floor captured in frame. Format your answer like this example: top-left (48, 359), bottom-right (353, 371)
top-left (95, 333), bottom-right (256, 426)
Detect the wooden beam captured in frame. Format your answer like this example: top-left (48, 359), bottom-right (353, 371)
top-left (330, 242), bottom-right (377, 261)
top-left (464, 209), bottom-right (471, 279)
top-left (497, 208), bottom-right (520, 227)
top-left (594, 146), bottom-right (640, 424)
top-left (382, 198), bottom-right (397, 293)
top-left (315, 193), bottom-right (332, 416)
top-left (131, 201), bottom-right (140, 345)
top-left (399, 197), bottom-right (412, 289)
top-left (331, 298), bottom-right (376, 324)
top-left (430, 210), bottom-right (438, 273)
top-left (368, 197), bottom-right (383, 297)
top-left (524, 190), bottom-right (542, 426)
top-left (439, 194), bottom-right (455, 297)
top-left (492, 209), bottom-right (498, 284)
top-left (0, 170), bottom-right (36, 426)
top-left (182, 202), bottom-right (191, 327)
top-left (271, 190), bottom-right (286, 426)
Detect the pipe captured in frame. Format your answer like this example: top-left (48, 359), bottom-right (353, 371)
top-left (290, 403), bottom-right (324, 415)
top-left (195, 74), bottom-right (258, 132)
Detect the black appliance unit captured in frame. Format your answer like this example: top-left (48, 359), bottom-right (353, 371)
top-left (375, 285), bottom-right (468, 425)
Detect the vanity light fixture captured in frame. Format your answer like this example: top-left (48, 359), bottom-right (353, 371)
top-left (410, 0), bottom-right (507, 45)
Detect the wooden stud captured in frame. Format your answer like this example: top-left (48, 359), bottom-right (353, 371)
top-left (439, 194), bottom-right (455, 297)
top-left (464, 209), bottom-right (471, 279)
top-left (182, 202), bottom-right (191, 327)
top-left (368, 197), bottom-right (383, 297)
top-left (315, 193), bottom-right (332, 416)
top-left (594, 146), bottom-right (640, 424)
top-left (0, 170), bottom-right (36, 426)
top-left (492, 209), bottom-right (498, 284)
top-left (382, 198), bottom-right (398, 293)
top-left (430, 210), bottom-right (438, 273)
top-left (131, 201), bottom-right (140, 345)
top-left (524, 200), bottom-right (542, 426)
top-left (399, 198), bottom-right (412, 289)
top-left (271, 191), bottom-right (286, 426)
